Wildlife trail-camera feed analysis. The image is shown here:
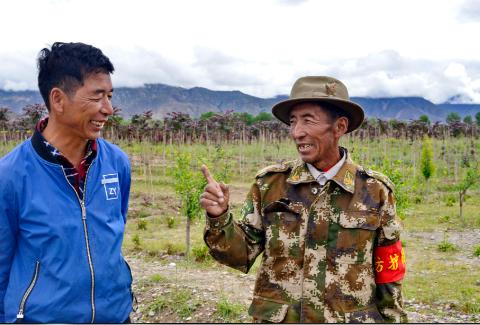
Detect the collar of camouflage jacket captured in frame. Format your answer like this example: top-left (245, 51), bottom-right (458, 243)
top-left (286, 147), bottom-right (358, 194)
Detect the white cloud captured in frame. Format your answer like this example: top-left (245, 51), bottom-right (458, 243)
top-left (0, 0), bottom-right (479, 103)
top-left (0, 51), bottom-right (38, 91)
top-left (276, 0), bottom-right (308, 6)
top-left (444, 62), bottom-right (468, 79)
top-left (3, 80), bottom-right (31, 91)
top-left (458, 0), bottom-right (480, 22)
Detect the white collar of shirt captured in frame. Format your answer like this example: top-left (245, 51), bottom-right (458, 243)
top-left (307, 153), bottom-right (346, 186)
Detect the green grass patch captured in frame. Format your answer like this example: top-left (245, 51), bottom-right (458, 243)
top-left (165, 215), bottom-right (177, 228)
top-left (132, 234), bottom-right (141, 250)
top-left (437, 232), bottom-right (457, 252)
top-left (149, 273), bottom-right (168, 283)
top-left (191, 244), bottom-right (212, 262)
top-left (144, 288), bottom-right (200, 319)
top-left (437, 215), bottom-right (451, 223)
top-left (404, 249), bottom-right (479, 314)
top-left (474, 245), bottom-right (480, 257)
top-left (460, 288), bottom-right (480, 313)
top-left (437, 241), bottom-right (457, 252)
top-left (137, 219), bottom-right (148, 230)
top-left (403, 194), bottom-right (480, 231)
top-left (147, 296), bottom-right (168, 314)
top-left (214, 297), bottom-right (246, 322)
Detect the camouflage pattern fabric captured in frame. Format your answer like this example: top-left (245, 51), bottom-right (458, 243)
top-left (204, 149), bottom-right (407, 323)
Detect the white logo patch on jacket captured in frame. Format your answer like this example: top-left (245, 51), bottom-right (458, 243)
top-left (101, 173), bottom-right (120, 200)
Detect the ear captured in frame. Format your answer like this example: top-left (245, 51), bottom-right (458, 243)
top-left (335, 116), bottom-right (349, 137)
top-left (49, 87), bottom-right (68, 114)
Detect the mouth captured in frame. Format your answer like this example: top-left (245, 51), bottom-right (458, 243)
top-left (297, 143), bottom-right (314, 153)
top-left (90, 120), bottom-right (106, 129)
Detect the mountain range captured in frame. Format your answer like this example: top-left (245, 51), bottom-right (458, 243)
top-left (1, 83), bottom-right (479, 122)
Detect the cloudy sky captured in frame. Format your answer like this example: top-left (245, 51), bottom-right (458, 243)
top-left (1, 0), bottom-right (479, 103)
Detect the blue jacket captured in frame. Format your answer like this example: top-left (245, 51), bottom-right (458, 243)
top-left (0, 138), bottom-right (132, 323)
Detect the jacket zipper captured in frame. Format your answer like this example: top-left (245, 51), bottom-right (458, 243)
top-left (16, 261), bottom-right (40, 320)
top-left (62, 163), bottom-right (96, 323)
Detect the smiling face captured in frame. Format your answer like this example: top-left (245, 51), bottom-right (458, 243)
top-left (59, 72), bottom-right (114, 141)
top-left (289, 102), bottom-right (348, 169)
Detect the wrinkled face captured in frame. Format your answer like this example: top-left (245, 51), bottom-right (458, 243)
top-left (61, 72), bottom-right (113, 140)
top-left (289, 102), bottom-right (341, 165)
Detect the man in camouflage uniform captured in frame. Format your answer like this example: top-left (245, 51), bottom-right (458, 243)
top-left (200, 76), bottom-right (407, 323)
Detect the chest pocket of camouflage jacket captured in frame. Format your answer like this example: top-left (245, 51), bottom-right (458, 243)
top-left (263, 200), bottom-right (302, 258)
top-left (331, 211), bottom-right (380, 264)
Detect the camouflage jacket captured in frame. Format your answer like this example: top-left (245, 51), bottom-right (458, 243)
top-left (204, 151), bottom-right (407, 323)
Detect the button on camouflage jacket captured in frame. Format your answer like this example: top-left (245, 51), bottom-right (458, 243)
top-left (204, 149), bottom-right (407, 323)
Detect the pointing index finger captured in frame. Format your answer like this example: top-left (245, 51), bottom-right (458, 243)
top-left (201, 165), bottom-right (216, 184)
top-left (201, 165), bottom-right (224, 200)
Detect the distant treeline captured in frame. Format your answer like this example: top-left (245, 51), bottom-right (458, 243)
top-left (1, 104), bottom-right (480, 144)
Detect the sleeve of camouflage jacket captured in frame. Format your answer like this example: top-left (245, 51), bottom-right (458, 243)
top-left (375, 189), bottom-right (408, 323)
top-left (203, 182), bottom-right (265, 273)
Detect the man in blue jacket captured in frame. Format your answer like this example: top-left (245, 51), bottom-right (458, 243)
top-left (0, 42), bottom-right (133, 323)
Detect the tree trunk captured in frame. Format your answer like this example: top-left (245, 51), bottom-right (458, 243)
top-left (205, 123), bottom-right (209, 146)
top-left (459, 191), bottom-right (464, 226)
top-left (185, 216), bottom-right (191, 260)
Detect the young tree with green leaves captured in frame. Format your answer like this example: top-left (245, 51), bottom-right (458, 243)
top-left (200, 111), bottom-right (216, 120)
top-left (171, 152), bottom-right (207, 258)
top-left (170, 146), bottom-right (231, 258)
top-left (463, 115), bottom-right (473, 124)
top-left (380, 159), bottom-right (410, 220)
top-left (475, 111), bottom-right (480, 127)
top-left (446, 112), bottom-right (461, 124)
top-left (254, 112), bottom-right (273, 122)
top-left (234, 112), bottom-right (255, 125)
top-left (420, 136), bottom-right (435, 181)
top-left (0, 107), bottom-right (11, 128)
top-left (418, 114), bottom-right (430, 125)
top-left (456, 165), bottom-right (479, 226)
top-left (0, 107), bottom-right (11, 143)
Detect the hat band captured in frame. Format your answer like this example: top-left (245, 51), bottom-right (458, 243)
top-left (292, 91), bottom-right (348, 100)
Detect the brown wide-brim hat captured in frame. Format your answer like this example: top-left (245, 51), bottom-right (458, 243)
top-left (272, 76), bottom-right (365, 133)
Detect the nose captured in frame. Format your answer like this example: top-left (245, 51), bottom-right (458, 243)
top-left (101, 97), bottom-right (114, 116)
top-left (290, 121), bottom-right (306, 140)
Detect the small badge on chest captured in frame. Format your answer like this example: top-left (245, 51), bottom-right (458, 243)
top-left (101, 173), bottom-right (120, 200)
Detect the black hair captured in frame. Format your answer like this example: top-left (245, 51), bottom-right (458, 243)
top-left (37, 42), bottom-right (114, 110)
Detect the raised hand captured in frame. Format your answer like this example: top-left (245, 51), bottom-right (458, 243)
top-left (200, 165), bottom-right (229, 217)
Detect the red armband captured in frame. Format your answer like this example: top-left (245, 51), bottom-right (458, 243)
top-left (374, 240), bottom-right (406, 284)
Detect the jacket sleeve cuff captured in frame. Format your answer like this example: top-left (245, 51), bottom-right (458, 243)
top-left (206, 210), bottom-right (232, 230)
